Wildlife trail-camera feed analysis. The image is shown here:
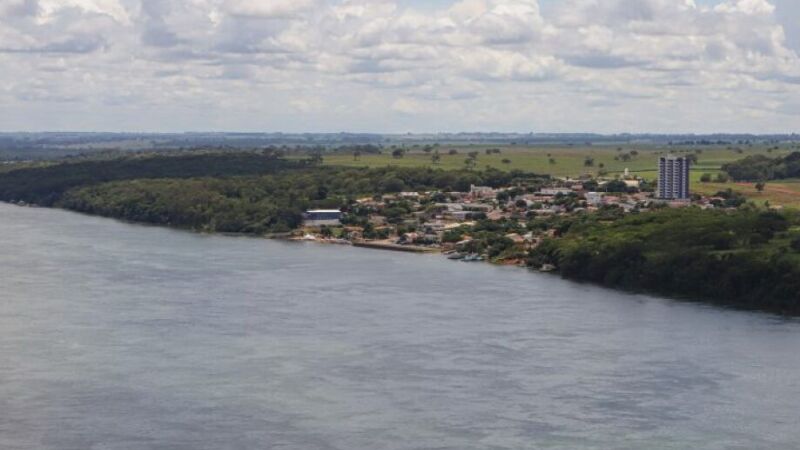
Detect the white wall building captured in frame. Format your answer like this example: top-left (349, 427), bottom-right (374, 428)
top-left (303, 210), bottom-right (343, 227)
top-left (658, 156), bottom-right (690, 200)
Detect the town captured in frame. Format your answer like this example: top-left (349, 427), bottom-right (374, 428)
top-left (297, 155), bottom-right (743, 266)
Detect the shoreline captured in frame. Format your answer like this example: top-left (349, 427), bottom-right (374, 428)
top-left (353, 240), bottom-right (439, 253)
top-left (3, 201), bottom-right (796, 317)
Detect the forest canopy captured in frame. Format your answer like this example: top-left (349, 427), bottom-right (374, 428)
top-left (528, 207), bottom-right (800, 314)
top-left (722, 151), bottom-right (800, 181)
top-left (0, 152), bottom-right (544, 234)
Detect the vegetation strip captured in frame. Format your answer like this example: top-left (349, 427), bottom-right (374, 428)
top-left (1, 150), bottom-right (799, 315)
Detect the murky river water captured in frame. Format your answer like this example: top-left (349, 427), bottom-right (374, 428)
top-left (1, 203), bottom-right (799, 449)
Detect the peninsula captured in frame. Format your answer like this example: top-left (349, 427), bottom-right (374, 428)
top-left (2, 145), bottom-right (799, 315)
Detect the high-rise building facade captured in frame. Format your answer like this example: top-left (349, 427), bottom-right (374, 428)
top-left (658, 156), bottom-right (690, 200)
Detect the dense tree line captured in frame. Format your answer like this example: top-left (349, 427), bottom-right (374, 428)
top-left (528, 208), bottom-right (800, 314)
top-left (0, 153), bottom-right (544, 234)
top-left (722, 151), bottom-right (800, 181)
top-left (0, 152), bottom-right (312, 206)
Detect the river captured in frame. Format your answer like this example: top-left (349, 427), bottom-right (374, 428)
top-left (1, 202), bottom-right (799, 449)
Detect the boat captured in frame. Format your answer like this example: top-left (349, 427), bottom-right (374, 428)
top-left (540, 264), bottom-right (556, 272)
top-left (461, 254), bottom-right (485, 262)
top-left (447, 253), bottom-right (465, 260)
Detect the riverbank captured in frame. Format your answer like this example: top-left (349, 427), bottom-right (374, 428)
top-left (0, 150), bottom-right (797, 316)
top-left (6, 199), bottom-right (800, 450)
top-left (528, 208), bottom-right (800, 315)
top-left (6, 200), bottom-right (799, 316)
top-left (352, 240), bottom-right (440, 253)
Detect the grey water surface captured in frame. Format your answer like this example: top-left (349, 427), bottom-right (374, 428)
top-left (1, 203), bottom-right (799, 450)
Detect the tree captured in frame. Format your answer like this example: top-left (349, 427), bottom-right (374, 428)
top-left (379, 176), bottom-right (406, 193)
top-left (791, 236), bottom-right (800, 251)
top-left (501, 158), bottom-right (511, 164)
top-left (716, 173), bottom-right (729, 183)
top-left (431, 152), bottom-right (441, 165)
top-left (464, 158), bottom-right (476, 170)
top-left (584, 157), bottom-right (595, 167)
top-left (448, 149), bottom-right (459, 155)
top-left (549, 158), bottom-right (556, 165)
top-left (353, 150), bottom-right (361, 161)
top-left (700, 173), bottom-right (712, 183)
top-left (392, 149), bottom-right (405, 159)
top-left (604, 180), bottom-right (628, 193)
top-left (755, 181), bottom-right (766, 192)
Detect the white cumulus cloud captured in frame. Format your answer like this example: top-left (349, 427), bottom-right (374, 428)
top-left (0, 0), bottom-right (798, 133)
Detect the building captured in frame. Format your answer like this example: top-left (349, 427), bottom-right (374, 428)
top-left (623, 179), bottom-right (641, 189)
top-left (585, 192), bottom-right (604, 206)
top-left (658, 156), bottom-right (690, 200)
top-left (469, 185), bottom-right (495, 199)
top-left (303, 209), bottom-right (342, 227)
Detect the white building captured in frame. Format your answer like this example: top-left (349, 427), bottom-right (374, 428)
top-left (303, 210), bottom-right (343, 227)
top-left (469, 185), bottom-right (495, 198)
top-left (585, 192), bottom-right (604, 206)
top-left (658, 156), bottom-right (690, 200)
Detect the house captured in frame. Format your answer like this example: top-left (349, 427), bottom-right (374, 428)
top-left (304, 209), bottom-right (342, 227)
top-left (397, 232), bottom-right (420, 245)
top-left (585, 192), bottom-right (604, 206)
top-left (470, 185), bottom-right (495, 198)
top-left (505, 233), bottom-right (526, 244)
top-left (451, 211), bottom-right (472, 221)
top-left (400, 192), bottom-right (421, 200)
top-left (623, 179), bottom-right (641, 189)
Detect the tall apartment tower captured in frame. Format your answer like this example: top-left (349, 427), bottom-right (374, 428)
top-left (658, 156), bottom-right (690, 200)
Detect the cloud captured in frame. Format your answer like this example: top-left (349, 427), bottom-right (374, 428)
top-left (223, 0), bottom-right (321, 19)
top-left (0, 0), bottom-right (798, 133)
top-left (2, 0), bottom-right (39, 17)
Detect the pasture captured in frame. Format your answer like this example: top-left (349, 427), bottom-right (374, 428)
top-left (323, 144), bottom-right (794, 181)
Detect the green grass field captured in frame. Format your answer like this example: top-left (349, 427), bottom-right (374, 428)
top-left (321, 144), bottom-right (800, 207)
top-left (323, 145), bottom-right (794, 181)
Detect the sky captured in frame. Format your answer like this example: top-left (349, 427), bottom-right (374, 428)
top-left (0, 0), bottom-right (798, 134)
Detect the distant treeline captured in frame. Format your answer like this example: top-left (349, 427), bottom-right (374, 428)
top-left (0, 152), bottom-right (311, 206)
top-left (0, 152), bottom-right (542, 233)
top-left (722, 151), bottom-right (800, 181)
top-left (529, 208), bottom-right (800, 314)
